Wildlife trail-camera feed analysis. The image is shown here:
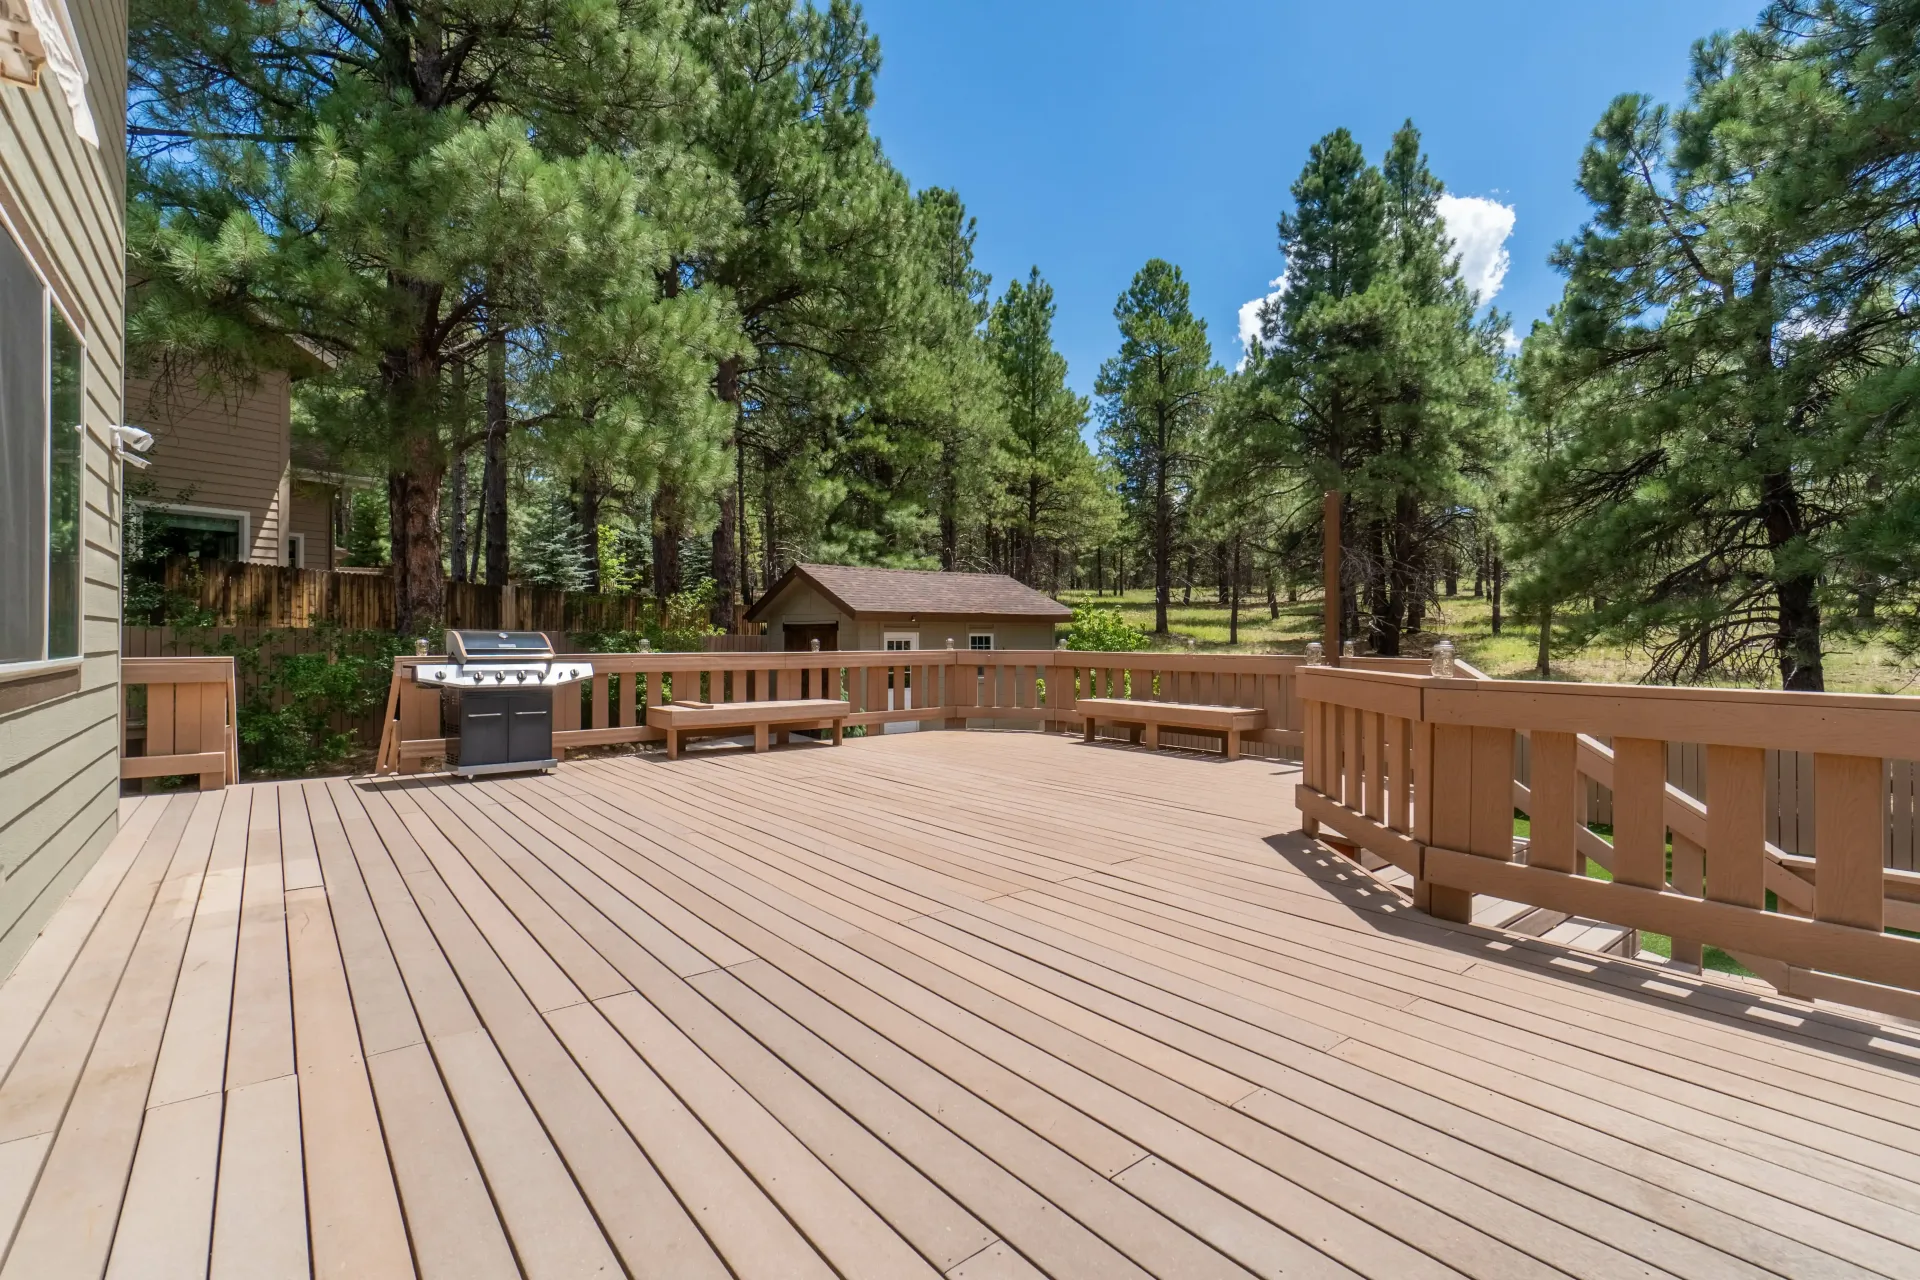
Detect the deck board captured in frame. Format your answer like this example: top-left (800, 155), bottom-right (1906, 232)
top-left (3, 731), bottom-right (1920, 1278)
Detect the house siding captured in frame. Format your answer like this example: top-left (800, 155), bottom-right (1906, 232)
top-left (126, 371), bottom-right (293, 564)
top-left (0, 0), bottom-right (127, 977)
top-left (289, 480), bottom-right (338, 569)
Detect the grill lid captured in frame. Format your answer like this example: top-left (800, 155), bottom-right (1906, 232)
top-left (447, 630), bottom-right (557, 663)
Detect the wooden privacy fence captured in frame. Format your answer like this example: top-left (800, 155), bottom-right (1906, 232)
top-left (120, 656), bottom-right (238, 790)
top-left (155, 558), bottom-right (649, 632)
top-left (1297, 665), bottom-right (1920, 1023)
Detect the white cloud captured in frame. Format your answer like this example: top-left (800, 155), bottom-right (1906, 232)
top-left (1436, 193), bottom-right (1515, 305)
top-left (1235, 275), bottom-right (1287, 368)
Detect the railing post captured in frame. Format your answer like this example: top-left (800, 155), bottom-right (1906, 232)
top-left (1419, 722), bottom-right (1512, 922)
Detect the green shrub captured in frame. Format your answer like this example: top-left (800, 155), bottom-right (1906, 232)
top-left (1062, 602), bottom-right (1147, 652)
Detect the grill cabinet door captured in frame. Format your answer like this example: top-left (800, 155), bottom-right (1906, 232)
top-left (507, 691), bottom-right (553, 762)
top-left (460, 692), bottom-right (511, 767)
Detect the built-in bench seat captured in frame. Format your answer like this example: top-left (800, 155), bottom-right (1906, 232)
top-left (1077, 697), bottom-right (1267, 760)
top-left (651, 698), bottom-right (852, 759)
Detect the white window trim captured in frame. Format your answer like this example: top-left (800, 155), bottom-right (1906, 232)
top-left (285, 532), bottom-right (305, 568)
top-left (0, 209), bottom-right (84, 676)
top-left (882, 631), bottom-right (918, 651)
top-left (136, 502), bottom-right (252, 561)
top-left (968, 632), bottom-right (995, 651)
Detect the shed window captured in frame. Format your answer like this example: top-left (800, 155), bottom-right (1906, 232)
top-left (0, 221), bottom-right (83, 667)
top-left (968, 633), bottom-right (994, 651)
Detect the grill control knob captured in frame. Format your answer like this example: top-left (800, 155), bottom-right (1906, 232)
top-left (433, 671), bottom-right (445, 682)
top-left (494, 672), bottom-right (506, 683)
top-left (516, 671), bottom-right (528, 683)
top-left (569, 668), bottom-right (579, 679)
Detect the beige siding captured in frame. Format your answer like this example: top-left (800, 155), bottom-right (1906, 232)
top-left (126, 371), bottom-right (293, 564)
top-left (757, 583), bottom-right (1061, 654)
top-left (761, 581), bottom-right (854, 649)
top-left (289, 481), bottom-right (338, 569)
top-left (0, 0), bottom-right (127, 976)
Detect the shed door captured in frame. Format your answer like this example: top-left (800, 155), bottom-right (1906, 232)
top-left (784, 623), bottom-right (838, 653)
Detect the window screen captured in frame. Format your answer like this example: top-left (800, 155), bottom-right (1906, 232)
top-left (0, 229), bottom-right (47, 665)
top-left (48, 310), bottom-right (82, 659)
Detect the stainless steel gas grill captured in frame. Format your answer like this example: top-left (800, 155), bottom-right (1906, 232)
top-left (414, 631), bottom-right (594, 777)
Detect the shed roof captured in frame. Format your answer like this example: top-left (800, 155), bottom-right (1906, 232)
top-left (747, 563), bottom-right (1072, 622)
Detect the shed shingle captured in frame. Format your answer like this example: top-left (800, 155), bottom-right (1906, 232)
top-left (748, 563), bottom-right (1072, 621)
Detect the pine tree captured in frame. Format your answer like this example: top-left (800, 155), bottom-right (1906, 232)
top-left (1242, 123), bottom-right (1503, 654)
top-left (129, 0), bottom-right (735, 632)
top-left (989, 268), bottom-right (1097, 586)
top-left (1507, 9), bottom-right (1920, 688)
top-left (516, 492), bottom-right (591, 592)
top-left (1096, 261), bottom-right (1219, 635)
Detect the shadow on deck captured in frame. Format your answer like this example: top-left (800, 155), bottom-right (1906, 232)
top-left (2, 730), bottom-right (1919, 1278)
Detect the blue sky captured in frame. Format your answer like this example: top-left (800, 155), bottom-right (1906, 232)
top-left (859, 0), bottom-right (1763, 401)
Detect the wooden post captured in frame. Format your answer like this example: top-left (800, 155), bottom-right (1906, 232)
top-left (1323, 490), bottom-right (1342, 665)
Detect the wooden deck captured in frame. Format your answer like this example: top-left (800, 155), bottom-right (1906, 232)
top-left (3, 732), bottom-right (1920, 1279)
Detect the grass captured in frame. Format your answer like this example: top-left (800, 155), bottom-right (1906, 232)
top-left (1056, 586), bottom-right (1920, 694)
top-left (1512, 815), bottom-right (1756, 977)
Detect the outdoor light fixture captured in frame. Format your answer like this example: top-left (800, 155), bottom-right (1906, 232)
top-left (1341, 639), bottom-right (1357, 659)
top-left (1432, 640), bottom-right (1456, 678)
top-left (110, 423), bottom-right (153, 470)
top-left (1305, 641), bottom-right (1323, 665)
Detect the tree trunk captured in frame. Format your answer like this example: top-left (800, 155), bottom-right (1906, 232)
top-left (1761, 471), bottom-right (1824, 690)
top-left (448, 445), bottom-right (467, 584)
top-left (1444, 553), bottom-right (1458, 597)
top-left (483, 324), bottom-right (510, 586)
top-left (1153, 446), bottom-right (1171, 635)
top-left (576, 467), bottom-right (603, 594)
top-left (1489, 550), bottom-right (1505, 636)
top-left (711, 488), bottom-right (737, 630)
top-left (652, 481), bottom-right (684, 615)
top-left (1215, 542), bottom-right (1229, 607)
top-left (1266, 568), bottom-right (1278, 620)
top-left (938, 438), bottom-right (959, 570)
top-left (389, 440), bottom-right (445, 636)
top-left (1228, 538), bottom-right (1242, 644)
top-left (1537, 604), bottom-right (1551, 678)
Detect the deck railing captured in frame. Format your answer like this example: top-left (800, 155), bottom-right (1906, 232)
top-left (373, 647), bottom-right (1423, 774)
top-left (1297, 664), bottom-right (1920, 1022)
top-left (120, 656), bottom-right (238, 790)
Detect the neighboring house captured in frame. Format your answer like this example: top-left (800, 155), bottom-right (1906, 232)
top-left (125, 370), bottom-right (358, 569)
top-left (746, 563), bottom-right (1071, 654)
top-left (0, 0), bottom-right (125, 973)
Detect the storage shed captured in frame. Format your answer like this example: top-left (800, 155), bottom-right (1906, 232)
top-left (745, 563), bottom-right (1071, 654)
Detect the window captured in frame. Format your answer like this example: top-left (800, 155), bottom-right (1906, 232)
top-left (0, 220), bottom-right (83, 668)
top-left (135, 506), bottom-right (248, 563)
top-left (286, 533), bottom-right (305, 568)
top-left (969, 633), bottom-right (994, 651)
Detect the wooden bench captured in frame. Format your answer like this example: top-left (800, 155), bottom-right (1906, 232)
top-left (651, 698), bottom-right (852, 760)
top-left (1077, 697), bottom-right (1267, 761)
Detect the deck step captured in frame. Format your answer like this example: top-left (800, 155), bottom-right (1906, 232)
top-left (1340, 853), bottom-right (1636, 958)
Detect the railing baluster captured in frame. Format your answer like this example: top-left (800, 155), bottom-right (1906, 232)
top-left (1705, 745), bottom-right (1766, 911)
top-left (1364, 710), bottom-right (1386, 822)
top-left (1528, 730), bottom-right (1580, 874)
top-left (1613, 737), bottom-right (1668, 890)
top-left (1815, 753), bottom-right (1885, 931)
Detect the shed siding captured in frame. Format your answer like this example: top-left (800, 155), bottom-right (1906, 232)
top-left (127, 372), bottom-right (292, 564)
top-left (0, 0), bottom-right (128, 977)
top-left (756, 579), bottom-right (1061, 654)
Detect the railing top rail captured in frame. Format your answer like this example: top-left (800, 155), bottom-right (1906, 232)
top-left (1299, 666), bottom-right (1920, 758)
top-left (392, 648), bottom-right (1313, 676)
top-left (122, 656), bottom-right (237, 684)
